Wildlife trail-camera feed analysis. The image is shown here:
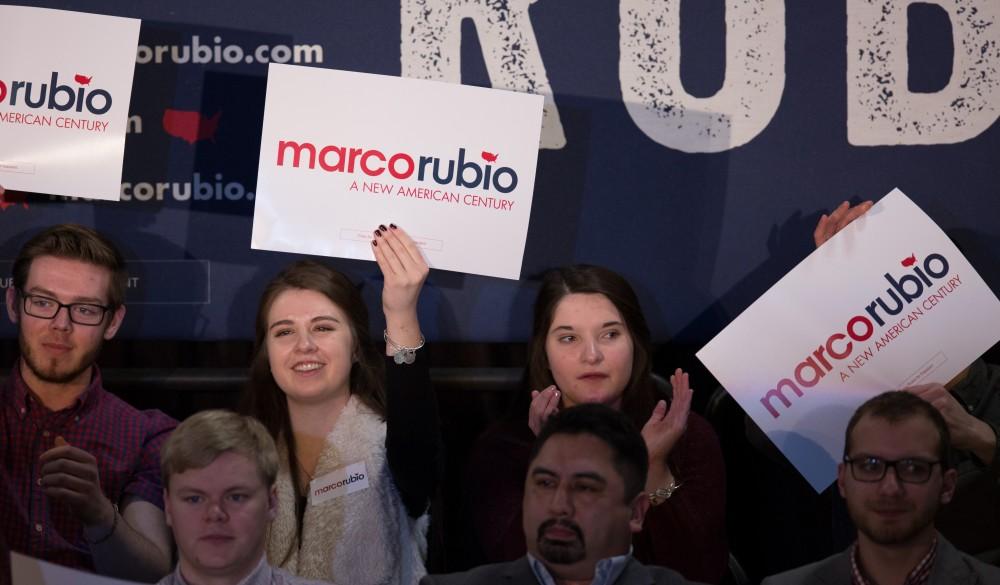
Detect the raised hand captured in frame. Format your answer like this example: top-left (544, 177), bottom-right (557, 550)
top-left (813, 200), bottom-right (874, 248)
top-left (905, 382), bottom-right (997, 464)
top-left (372, 224), bottom-right (429, 350)
top-left (528, 385), bottom-right (560, 436)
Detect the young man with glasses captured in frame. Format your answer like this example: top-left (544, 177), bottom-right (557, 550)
top-left (816, 202), bottom-right (1000, 561)
top-left (1, 224), bottom-right (176, 583)
top-left (762, 391), bottom-right (1000, 585)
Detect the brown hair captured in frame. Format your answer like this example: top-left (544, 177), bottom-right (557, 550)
top-left (527, 265), bottom-right (656, 427)
top-left (241, 260), bottom-right (385, 534)
top-left (13, 224), bottom-right (127, 309)
top-left (844, 390), bottom-right (954, 468)
top-left (161, 410), bottom-right (279, 488)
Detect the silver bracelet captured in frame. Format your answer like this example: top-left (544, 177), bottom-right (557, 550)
top-left (384, 330), bottom-right (425, 364)
top-left (648, 480), bottom-right (682, 506)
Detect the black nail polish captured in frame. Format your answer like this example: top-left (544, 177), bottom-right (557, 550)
top-left (379, 224), bottom-right (387, 232)
top-left (389, 223), bottom-right (397, 229)
top-left (372, 240), bottom-right (378, 247)
top-left (374, 229), bottom-right (382, 237)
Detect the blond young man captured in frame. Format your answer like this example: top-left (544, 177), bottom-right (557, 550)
top-left (159, 410), bottom-right (328, 585)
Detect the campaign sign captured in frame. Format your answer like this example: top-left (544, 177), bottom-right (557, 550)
top-left (0, 5), bottom-right (140, 200)
top-left (697, 189), bottom-right (1000, 492)
top-left (252, 64), bottom-right (543, 280)
top-left (11, 551), bottom-right (142, 585)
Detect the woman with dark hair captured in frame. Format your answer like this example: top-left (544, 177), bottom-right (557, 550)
top-left (466, 265), bottom-right (728, 584)
top-left (242, 226), bottom-right (440, 585)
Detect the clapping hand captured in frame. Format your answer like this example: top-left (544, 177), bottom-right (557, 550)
top-left (642, 369), bottom-right (693, 465)
top-left (528, 385), bottom-right (560, 436)
top-left (39, 437), bottom-right (115, 529)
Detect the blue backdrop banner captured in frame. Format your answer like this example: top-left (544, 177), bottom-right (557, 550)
top-left (1, 0), bottom-right (998, 344)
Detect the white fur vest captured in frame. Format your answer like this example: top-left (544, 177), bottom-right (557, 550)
top-left (267, 396), bottom-right (429, 585)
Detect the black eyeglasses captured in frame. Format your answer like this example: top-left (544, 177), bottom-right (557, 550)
top-left (19, 291), bottom-right (110, 326)
top-left (843, 455), bottom-right (941, 484)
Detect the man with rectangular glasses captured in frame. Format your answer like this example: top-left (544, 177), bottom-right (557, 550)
top-left (1, 223), bottom-right (176, 583)
top-left (814, 201), bottom-right (1000, 561)
top-left (762, 391), bottom-right (1000, 584)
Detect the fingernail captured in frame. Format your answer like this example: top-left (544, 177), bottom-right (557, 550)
top-left (389, 223), bottom-right (397, 229)
top-left (374, 229), bottom-right (383, 238)
top-left (372, 240), bottom-right (378, 247)
top-left (379, 224), bottom-right (387, 232)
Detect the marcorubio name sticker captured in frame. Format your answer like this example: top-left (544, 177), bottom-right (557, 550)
top-left (309, 461), bottom-right (370, 505)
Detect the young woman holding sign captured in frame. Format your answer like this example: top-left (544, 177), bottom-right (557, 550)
top-left (465, 265), bottom-right (728, 584)
top-left (242, 225), bottom-right (439, 585)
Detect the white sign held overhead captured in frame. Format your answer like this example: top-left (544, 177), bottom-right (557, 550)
top-left (252, 64), bottom-right (544, 280)
top-left (0, 5), bottom-right (141, 200)
top-left (697, 189), bottom-right (1000, 492)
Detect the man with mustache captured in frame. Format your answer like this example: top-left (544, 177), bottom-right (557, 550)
top-left (423, 404), bottom-right (700, 584)
top-left (762, 391), bottom-right (1000, 585)
top-left (1, 223), bottom-right (175, 582)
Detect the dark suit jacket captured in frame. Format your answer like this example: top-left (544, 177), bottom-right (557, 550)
top-left (422, 556), bottom-right (701, 585)
top-left (761, 536), bottom-right (1000, 585)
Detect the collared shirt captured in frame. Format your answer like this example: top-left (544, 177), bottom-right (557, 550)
top-left (157, 556), bottom-right (331, 585)
top-left (0, 363), bottom-right (176, 575)
top-left (849, 537), bottom-right (938, 585)
top-left (527, 550), bottom-right (632, 585)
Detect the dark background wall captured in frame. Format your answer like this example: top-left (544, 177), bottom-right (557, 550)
top-left (2, 0), bottom-right (997, 351)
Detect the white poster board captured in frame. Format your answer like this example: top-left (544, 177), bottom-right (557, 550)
top-left (0, 5), bottom-right (140, 200)
top-left (697, 189), bottom-right (1000, 491)
top-left (252, 64), bottom-right (544, 280)
top-left (11, 552), bottom-right (144, 585)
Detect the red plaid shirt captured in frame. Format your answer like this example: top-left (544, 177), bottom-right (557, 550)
top-left (0, 363), bottom-right (176, 576)
top-left (850, 537), bottom-right (938, 585)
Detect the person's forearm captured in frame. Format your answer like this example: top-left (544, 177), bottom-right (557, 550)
top-left (385, 356), bottom-right (441, 517)
top-left (969, 419), bottom-right (998, 468)
top-left (638, 462), bottom-right (727, 583)
top-left (384, 308), bottom-right (422, 350)
top-left (645, 460), bottom-right (675, 495)
top-left (85, 507), bottom-right (171, 582)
